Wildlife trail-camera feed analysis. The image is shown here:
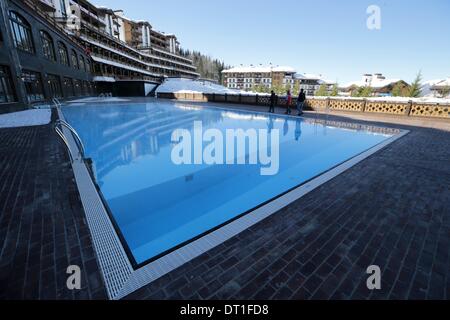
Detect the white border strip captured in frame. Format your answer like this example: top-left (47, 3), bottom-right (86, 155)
top-left (57, 108), bottom-right (133, 299)
top-left (57, 107), bottom-right (408, 300)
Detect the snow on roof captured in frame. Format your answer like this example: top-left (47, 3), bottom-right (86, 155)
top-left (295, 73), bottom-right (322, 80)
top-left (343, 78), bottom-right (404, 89)
top-left (222, 65), bottom-right (296, 74)
top-left (294, 73), bottom-right (335, 85)
top-left (432, 77), bottom-right (450, 87)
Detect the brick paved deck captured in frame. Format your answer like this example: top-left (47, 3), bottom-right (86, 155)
top-left (0, 120), bottom-right (107, 300)
top-left (0, 103), bottom-right (449, 300)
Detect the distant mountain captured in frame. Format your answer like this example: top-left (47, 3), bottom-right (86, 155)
top-left (179, 49), bottom-right (229, 83)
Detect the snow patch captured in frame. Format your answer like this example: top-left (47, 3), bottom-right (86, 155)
top-left (0, 109), bottom-right (51, 129)
top-left (68, 97), bottom-right (130, 103)
top-left (156, 78), bottom-right (246, 94)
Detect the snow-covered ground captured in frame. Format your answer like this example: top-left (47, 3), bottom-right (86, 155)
top-left (0, 109), bottom-right (51, 129)
top-left (311, 95), bottom-right (450, 104)
top-left (155, 77), bottom-right (449, 103)
top-left (156, 78), bottom-right (246, 95)
top-left (68, 97), bottom-right (130, 103)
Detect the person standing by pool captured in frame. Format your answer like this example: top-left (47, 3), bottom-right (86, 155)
top-left (269, 90), bottom-right (276, 113)
top-left (285, 90), bottom-right (292, 115)
top-left (297, 89), bottom-right (306, 116)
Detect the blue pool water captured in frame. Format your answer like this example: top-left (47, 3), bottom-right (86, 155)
top-left (62, 101), bottom-right (393, 265)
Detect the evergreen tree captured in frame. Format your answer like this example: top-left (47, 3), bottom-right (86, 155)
top-left (292, 81), bottom-right (300, 96)
top-left (439, 86), bottom-right (450, 98)
top-left (350, 85), bottom-right (360, 97)
top-left (330, 84), bottom-right (339, 96)
top-left (180, 49), bottom-right (229, 83)
top-left (408, 71), bottom-right (423, 97)
top-left (315, 84), bottom-right (328, 96)
top-left (360, 86), bottom-right (373, 97)
top-left (391, 82), bottom-right (404, 97)
top-left (272, 83), bottom-right (285, 95)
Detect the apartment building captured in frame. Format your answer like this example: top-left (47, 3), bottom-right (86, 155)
top-left (55, 0), bottom-right (199, 96)
top-left (428, 78), bottom-right (450, 97)
top-left (222, 65), bottom-right (296, 91)
top-left (295, 73), bottom-right (335, 96)
top-left (0, 0), bottom-right (94, 112)
top-left (341, 73), bottom-right (409, 96)
top-left (0, 0), bottom-right (199, 111)
top-left (222, 65), bottom-right (335, 96)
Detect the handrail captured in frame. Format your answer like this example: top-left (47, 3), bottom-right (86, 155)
top-left (55, 119), bottom-right (86, 161)
top-left (55, 126), bottom-right (74, 163)
top-left (52, 97), bottom-right (62, 108)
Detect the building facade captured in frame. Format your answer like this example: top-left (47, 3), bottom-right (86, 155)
top-left (0, 0), bottom-right (94, 113)
top-left (222, 65), bottom-right (334, 96)
top-left (429, 78), bottom-right (450, 97)
top-left (56, 0), bottom-right (199, 96)
top-left (222, 66), bottom-right (296, 91)
top-left (0, 0), bottom-right (199, 112)
top-left (341, 73), bottom-right (409, 97)
top-left (294, 73), bottom-right (335, 96)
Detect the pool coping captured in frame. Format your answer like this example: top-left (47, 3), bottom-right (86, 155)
top-left (57, 106), bottom-right (409, 300)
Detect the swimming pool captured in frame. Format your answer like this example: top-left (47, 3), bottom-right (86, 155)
top-left (63, 101), bottom-right (395, 267)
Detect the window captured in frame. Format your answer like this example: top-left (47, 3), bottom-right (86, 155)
top-left (82, 81), bottom-right (89, 95)
top-left (22, 70), bottom-right (44, 102)
top-left (58, 42), bottom-right (69, 66)
top-left (0, 66), bottom-right (16, 103)
top-left (47, 74), bottom-right (63, 98)
top-left (85, 59), bottom-right (91, 73)
top-left (71, 50), bottom-right (78, 69)
top-left (40, 31), bottom-right (56, 61)
top-left (9, 11), bottom-right (34, 53)
top-left (63, 77), bottom-right (74, 97)
top-left (59, 0), bottom-right (67, 18)
top-left (79, 56), bottom-right (85, 71)
top-left (73, 79), bottom-right (81, 96)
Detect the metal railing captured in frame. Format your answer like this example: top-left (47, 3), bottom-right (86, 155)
top-left (55, 125), bottom-right (74, 163)
top-left (55, 119), bottom-right (86, 162)
top-left (52, 98), bottom-right (86, 163)
top-left (52, 97), bottom-right (62, 108)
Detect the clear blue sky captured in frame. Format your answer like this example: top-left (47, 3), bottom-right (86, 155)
top-left (92, 0), bottom-right (450, 84)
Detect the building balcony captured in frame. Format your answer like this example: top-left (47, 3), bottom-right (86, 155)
top-left (35, 0), bottom-right (56, 12)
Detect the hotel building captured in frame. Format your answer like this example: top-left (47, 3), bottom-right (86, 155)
top-left (295, 73), bottom-right (335, 96)
top-left (0, 0), bottom-right (199, 112)
top-left (341, 73), bottom-right (409, 97)
top-left (0, 0), bottom-right (94, 112)
top-left (222, 66), bottom-right (296, 91)
top-left (222, 65), bottom-right (334, 95)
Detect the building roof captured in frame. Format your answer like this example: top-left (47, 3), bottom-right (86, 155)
top-left (431, 77), bottom-right (450, 88)
top-left (343, 78), bottom-right (405, 89)
top-left (294, 73), bottom-right (323, 80)
top-left (222, 65), bottom-right (296, 74)
top-left (294, 73), bottom-right (335, 85)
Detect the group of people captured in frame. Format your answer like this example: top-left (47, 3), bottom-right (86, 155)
top-left (268, 89), bottom-right (306, 116)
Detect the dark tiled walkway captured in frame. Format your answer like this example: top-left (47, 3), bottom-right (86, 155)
top-left (0, 124), bottom-right (107, 299)
top-left (0, 108), bottom-right (449, 300)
